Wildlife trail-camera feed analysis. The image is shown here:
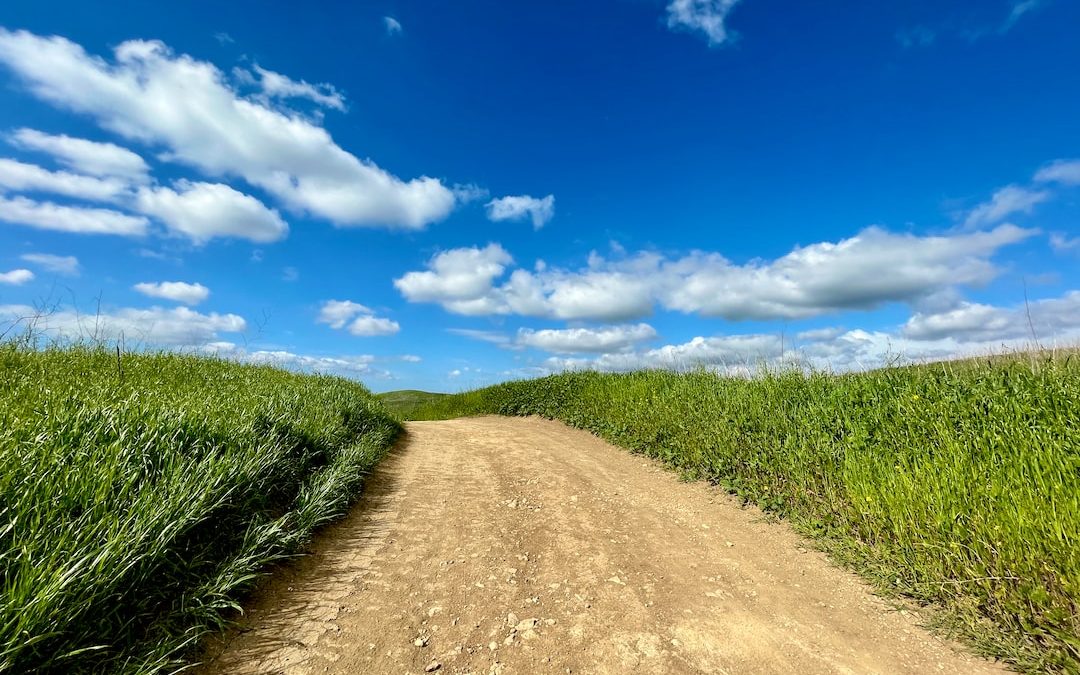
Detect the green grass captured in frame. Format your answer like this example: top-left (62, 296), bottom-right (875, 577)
top-left (407, 356), bottom-right (1080, 672)
top-left (377, 389), bottom-right (447, 419)
top-left (0, 344), bottom-right (400, 673)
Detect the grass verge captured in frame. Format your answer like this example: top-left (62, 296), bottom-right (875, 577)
top-left (0, 344), bottom-right (400, 673)
top-left (407, 356), bottom-right (1079, 672)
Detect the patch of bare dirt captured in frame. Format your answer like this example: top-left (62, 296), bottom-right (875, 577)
top-left (198, 416), bottom-right (1003, 674)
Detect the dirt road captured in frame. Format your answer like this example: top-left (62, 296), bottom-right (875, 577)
top-left (200, 417), bottom-right (1002, 674)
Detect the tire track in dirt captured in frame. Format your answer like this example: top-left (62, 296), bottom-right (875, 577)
top-left (198, 416), bottom-right (1003, 674)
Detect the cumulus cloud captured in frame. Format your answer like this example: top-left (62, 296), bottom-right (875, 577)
top-left (201, 342), bottom-right (388, 379)
top-left (316, 299), bottom-right (400, 336)
top-left (20, 253), bottom-right (79, 276)
top-left (795, 326), bottom-right (844, 342)
top-left (0, 269), bottom-right (33, 285)
top-left (661, 225), bottom-right (1035, 319)
top-left (346, 315), bottom-right (400, 336)
top-left (666, 0), bottom-right (742, 46)
top-left (517, 323), bottom-right (657, 354)
top-left (384, 17), bottom-right (403, 35)
top-left (317, 300), bottom-right (371, 328)
top-left (9, 128), bottom-right (149, 181)
top-left (396, 225), bottom-right (1035, 322)
top-left (134, 181), bottom-right (288, 243)
top-left (0, 303), bottom-right (244, 345)
top-left (395, 244), bottom-right (515, 314)
top-left (0, 195), bottom-right (148, 235)
top-left (544, 333), bottom-right (783, 375)
top-left (238, 64), bottom-right (346, 111)
top-left (486, 194), bottom-right (555, 229)
top-left (0, 158), bottom-right (132, 201)
top-left (133, 281), bottom-right (210, 305)
top-left (1035, 159), bottom-right (1080, 186)
top-left (0, 29), bottom-right (457, 230)
top-left (963, 184), bottom-right (1049, 229)
top-left (530, 287), bottom-right (1080, 378)
top-left (902, 292), bottom-right (1080, 343)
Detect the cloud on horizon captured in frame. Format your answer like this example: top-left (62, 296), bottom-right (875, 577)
top-left (395, 225), bottom-right (1036, 323)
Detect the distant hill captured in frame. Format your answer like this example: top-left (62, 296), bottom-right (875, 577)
top-left (377, 390), bottom-right (448, 417)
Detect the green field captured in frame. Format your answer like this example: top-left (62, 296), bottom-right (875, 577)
top-left (405, 357), bottom-right (1080, 671)
top-left (0, 344), bottom-right (400, 673)
top-left (377, 389), bottom-right (448, 419)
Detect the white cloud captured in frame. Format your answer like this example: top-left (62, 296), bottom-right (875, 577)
top-left (0, 303), bottom-right (244, 345)
top-left (20, 253), bottom-right (79, 276)
top-left (902, 302), bottom-right (1019, 342)
top-left (0, 195), bottom-right (148, 235)
top-left (133, 281), bottom-right (210, 305)
top-left (533, 289), bottom-right (1080, 377)
top-left (544, 333), bottom-right (783, 375)
top-left (395, 244), bottom-right (514, 310)
top-left (134, 180), bottom-right (288, 243)
top-left (666, 0), bottom-right (742, 46)
top-left (9, 128), bottom-right (149, 181)
top-left (384, 17), bottom-right (403, 35)
top-left (401, 354), bottom-right (421, 363)
top-left (485, 194), bottom-right (555, 229)
top-left (1035, 159), bottom-right (1080, 186)
top-left (317, 300), bottom-right (372, 329)
top-left (201, 342), bottom-right (387, 378)
top-left (453, 184), bottom-right (489, 203)
top-left (0, 29), bottom-right (457, 230)
top-left (0, 158), bottom-right (132, 201)
top-left (0, 269), bottom-right (33, 285)
top-left (447, 328), bottom-right (514, 347)
top-left (242, 64), bottom-right (346, 111)
top-left (282, 266), bottom-right (299, 282)
top-left (316, 299), bottom-right (400, 336)
top-left (902, 292), bottom-right (1080, 343)
top-left (795, 326), bottom-right (844, 341)
top-left (397, 225), bottom-right (1035, 322)
top-left (661, 225), bottom-right (1035, 319)
top-left (963, 184), bottom-right (1049, 229)
top-left (517, 323), bottom-right (657, 354)
top-left (347, 314), bottom-right (400, 336)
top-left (1001, 0), bottom-right (1043, 33)
top-left (1050, 233), bottom-right (1080, 253)
top-left (245, 350), bottom-right (379, 375)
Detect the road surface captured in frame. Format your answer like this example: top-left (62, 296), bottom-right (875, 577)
top-left (199, 416), bottom-right (1001, 674)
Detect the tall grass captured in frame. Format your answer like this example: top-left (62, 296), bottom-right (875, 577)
top-left (409, 357), bottom-right (1080, 671)
top-left (0, 344), bottom-right (400, 673)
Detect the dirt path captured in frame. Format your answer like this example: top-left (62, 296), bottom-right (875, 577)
top-left (199, 416), bottom-right (1002, 674)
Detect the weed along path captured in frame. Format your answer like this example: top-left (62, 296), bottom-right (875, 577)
top-left (200, 417), bottom-right (1002, 675)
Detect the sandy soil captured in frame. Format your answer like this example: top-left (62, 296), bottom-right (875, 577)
top-left (198, 416), bottom-right (1003, 674)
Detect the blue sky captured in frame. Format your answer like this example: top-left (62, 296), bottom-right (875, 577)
top-left (0, 0), bottom-right (1078, 392)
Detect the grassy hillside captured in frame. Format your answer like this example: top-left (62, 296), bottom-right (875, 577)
top-left (0, 344), bottom-right (400, 673)
top-left (407, 357), bottom-right (1080, 672)
top-left (377, 389), bottom-right (447, 419)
